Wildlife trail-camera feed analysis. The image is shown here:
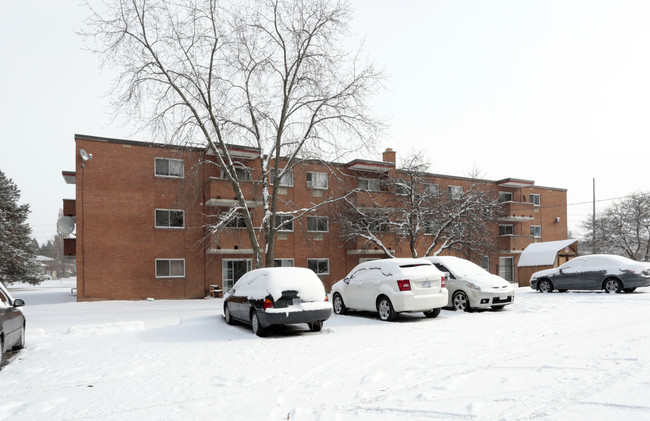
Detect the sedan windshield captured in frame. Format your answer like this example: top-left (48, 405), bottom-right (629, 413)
top-left (446, 259), bottom-right (487, 277)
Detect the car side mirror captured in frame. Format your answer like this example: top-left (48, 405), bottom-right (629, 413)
top-left (13, 299), bottom-right (25, 307)
top-left (343, 277), bottom-right (350, 284)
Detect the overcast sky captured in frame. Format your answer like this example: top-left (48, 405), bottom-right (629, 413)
top-left (2, 0), bottom-right (650, 245)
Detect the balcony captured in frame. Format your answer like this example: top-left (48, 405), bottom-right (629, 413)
top-left (497, 235), bottom-right (540, 252)
top-left (206, 177), bottom-right (262, 208)
top-left (64, 238), bottom-right (76, 256)
top-left (63, 199), bottom-right (76, 217)
top-left (498, 201), bottom-right (536, 222)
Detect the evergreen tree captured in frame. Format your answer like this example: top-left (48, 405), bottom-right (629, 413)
top-left (0, 170), bottom-right (42, 285)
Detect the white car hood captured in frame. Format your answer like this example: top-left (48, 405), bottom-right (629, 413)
top-left (461, 273), bottom-right (511, 289)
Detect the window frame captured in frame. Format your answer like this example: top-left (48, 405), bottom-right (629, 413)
top-left (498, 191), bottom-right (513, 203)
top-left (155, 209), bottom-right (185, 229)
top-left (273, 258), bottom-right (295, 267)
top-left (155, 157), bottom-right (185, 178)
top-left (274, 215), bottom-right (294, 232)
top-left (448, 185), bottom-right (462, 199)
top-left (306, 171), bottom-right (328, 190)
top-left (530, 225), bottom-right (542, 238)
top-left (358, 177), bottom-right (382, 192)
top-left (155, 258), bottom-right (186, 278)
top-left (499, 224), bottom-right (514, 236)
top-left (307, 216), bottom-right (329, 233)
top-left (271, 169), bottom-right (294, 187)
top-left (308, 258), bottom-right (330, 275)
top-left (222, 212), bottom-right (247, 229)
top-left (529, 194), bottom-right (541, 206)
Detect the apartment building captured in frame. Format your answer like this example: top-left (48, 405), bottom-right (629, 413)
top-left (62, 134), bottom-right (568, 301)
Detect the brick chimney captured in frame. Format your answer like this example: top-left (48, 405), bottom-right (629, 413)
top-left (382, 148), bottom-right (396, 164)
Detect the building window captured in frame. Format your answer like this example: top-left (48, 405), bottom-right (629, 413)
top-left (273, 259), bottom-right (294, 267)
top-left (529, 194), bottom-right (541, 206)
top-left (499, 257), bottom-right (514, 282)
top-left (449, 185), bottom-right (462, 199)
top-left (395, 183), bottom-right (408, 196)
top-left (222, 166), bottom-right (252, 181)
top-left (155, 209), bottom-right (184, 228)
top-left (275, 215), bottom-right (294, 232)
top-left (498, 192), bottom-right (513, 202)
top-left (481, 255), bottom-right (490, 271)
top-left (307, 216), bottom-right (329, 232)
top-left (223, 259), bottom-right (252, 290)
top-left (155, 158), bottom-right (184, 178)
top-left (530, 225), bottom-right (542, 238)
top-left (270, 169), bottom-right (293, 187)
top-left (222, 212), bottom-right (246, 228)
top-left (358, 177), bottom-right (381, 191)
top-left (308, 258), bottom-right (330, 275)
top-left (306, 172), bottom-right (328, 189)
top-left (424, 183), bottom-right (440, 196)
top-left (499, 225), bottom-right (514, 236)
top-left (155, 259), bottom-right (185, 278)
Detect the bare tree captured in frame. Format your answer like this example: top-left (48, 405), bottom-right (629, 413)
top-left (581, 192), bottom-right (650, 261)
top-left (83, 0), bottom-right (382, 267)
top-left (339, 154), bottom-right (503, 258)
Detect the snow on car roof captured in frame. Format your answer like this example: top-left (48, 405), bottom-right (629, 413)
top-left (233, 267), bottom-right (326, 301)
top-left (518, 240), bottom-right (577, 267)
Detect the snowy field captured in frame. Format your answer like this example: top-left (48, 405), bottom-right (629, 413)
top-left (2, 279), bottom-right (650, 421)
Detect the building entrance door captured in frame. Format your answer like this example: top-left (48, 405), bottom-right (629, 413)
top-left (222, 259), bottom-right (252, 291)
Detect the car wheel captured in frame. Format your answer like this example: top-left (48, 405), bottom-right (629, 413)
top-left (623, 287), bottom-right (637, 293)
top-left (308, 321), bottom-right (323, 332)
top-left (491, 305), bottom-right (505, 310)
top-left (12, 325), bottom-right (25, 351)
top-left (332, 293), bottom-right (347, 315)
top-left (423, 308), bottom-right (441, 318)
top-left (538, 279), bottom-right (553, 293)
top-left (251, 310), bottom-right (265, 337)
top-left (603, 278), bottom-right (622, 294)
top-left (224, 304), bottom-right (234, 325)
top-left (377, 296), bottom-right (397, 321)
top-left (452, 291), bottom-right (470, 312)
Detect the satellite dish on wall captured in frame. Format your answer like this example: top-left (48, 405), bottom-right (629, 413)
top-left (57, 216), bottom-right (76, 235)
top-left (80, 149), bottom-right (92, 162)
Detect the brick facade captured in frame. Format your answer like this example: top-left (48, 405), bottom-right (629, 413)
top-left (63, 134), bottom-right (568, 300)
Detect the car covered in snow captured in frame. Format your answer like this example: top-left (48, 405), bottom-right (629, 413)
top-left (530, 254), bottom-right (650, 293)
top-left (1, 283), bottom-right (26, 367)
top-left (422, 256), bottom-right (515, 311)
top-left (223, 267), bottom-right (332, 336)
top-left (330, 258), bottom-right (448, 321)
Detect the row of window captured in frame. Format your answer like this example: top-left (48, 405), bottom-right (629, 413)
top-left (499, 224), bottom-right (542, 237)
top-left (498, 192), bottom-right (541, 206)
top-left (155, 258), bottom-right (330, 279)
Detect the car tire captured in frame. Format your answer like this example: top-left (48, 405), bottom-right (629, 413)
top-left (332, 293), bottom-right (347, 315)
top-left (0, 337), bottom-right (5, 367)
top-left (423, 308), bottom-right (441, 318)
top-left (377, 296), bottom-right (397, 321)
top-left (603, 278), bottom-right (622, 294)
top-left (12, 325), bottom-right (25, 351)
top-left (538, 279), bottom-right (553, 293)
top-left (224, 304), bottom-right (235, 325)
top-left (452, 291), bottom-right (470, 312)
top-left (623, 287), bottom-right (637, 293)
top-left (251, 311), bottom-right (265, 337)
top-left (308, 321), bottom-right (323, 332)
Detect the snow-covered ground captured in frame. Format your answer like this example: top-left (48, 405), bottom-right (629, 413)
top-left (2, 278), bottom-right (650, 421)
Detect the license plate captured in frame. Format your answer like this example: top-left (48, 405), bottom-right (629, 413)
top-left (421, 281), bottom-right (431, 288)
top-left (500, 294), bottom-right (507, 300)
top-left (293, 298), bottom-right (302, 306)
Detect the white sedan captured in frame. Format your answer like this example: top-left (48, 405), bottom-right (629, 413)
top-left (422, 256), bottom-right (515, 311)
top-left (330, 258), bottom-right (448, 321)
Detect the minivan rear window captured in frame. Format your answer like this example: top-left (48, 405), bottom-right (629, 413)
top-left (398, 263), bottom-right (431, 269)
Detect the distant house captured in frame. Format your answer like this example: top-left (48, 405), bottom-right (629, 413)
top-left (517, 240), bottom-right (578, 287)
top-left (34, 255), bottom-right (56, 278)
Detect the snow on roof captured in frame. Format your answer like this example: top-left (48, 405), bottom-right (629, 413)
top-left (517, 240), bottom-right (577, 267)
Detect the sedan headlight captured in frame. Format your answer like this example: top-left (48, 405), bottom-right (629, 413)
top-left (465, 282), bottom-right (481, 291)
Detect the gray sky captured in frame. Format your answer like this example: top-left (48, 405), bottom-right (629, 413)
top-left (2, 0), bottom-right (650, 245)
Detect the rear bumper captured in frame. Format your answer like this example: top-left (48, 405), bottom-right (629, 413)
top-left (257, 307), bottom-right (332, 328)
top-left (391, 290), bottom-right (449, 313)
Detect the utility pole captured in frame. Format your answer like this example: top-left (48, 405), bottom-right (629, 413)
top-left (593, 178), bottom-right (597, 253)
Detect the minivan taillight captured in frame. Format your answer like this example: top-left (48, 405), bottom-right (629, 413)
top-left (397, 280), bottom-right (411, 291)
top-left (263, 298), bottom-right (274, 310)
top-left (441, 276), bottom-right (446, 288)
